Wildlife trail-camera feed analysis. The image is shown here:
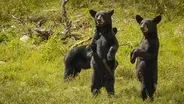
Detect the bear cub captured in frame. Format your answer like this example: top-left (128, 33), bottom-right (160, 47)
top-left (130, 15), bottom-right (161, 101)
top-left (63, 45), bottom-right (91, 81)
top-left (89, 9), bottom-right (119, 97)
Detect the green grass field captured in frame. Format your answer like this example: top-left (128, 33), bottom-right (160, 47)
top-left (0, 0), bottom-right (184, 103)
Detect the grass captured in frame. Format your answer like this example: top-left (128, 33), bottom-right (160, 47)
top-left (0, 0), bottom-right (184, 103)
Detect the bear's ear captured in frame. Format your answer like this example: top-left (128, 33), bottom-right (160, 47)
top-left (136, 15), bottom-right (143, 24)
top-left (108, 10), bottom-right (114, 16)
top-left (153, 15), bottom-right (161, 24)
top-left (89, 10), bottom-right (97, 18)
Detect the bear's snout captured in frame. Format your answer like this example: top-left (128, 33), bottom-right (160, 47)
top-left (96, 16), bottom-right (104, 25)
top-left (140, 24), bottom-right (148, 33)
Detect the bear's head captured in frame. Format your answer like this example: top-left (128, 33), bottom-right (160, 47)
top-left (136, 15), bottom-right (161, 36)
top-left (89, 10), bottom-right (114, 27)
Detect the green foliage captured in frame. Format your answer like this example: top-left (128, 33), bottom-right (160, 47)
top-left (0, 0), bottom-right (60, 23)
top-left (0, 0), bottom-right (184, 103)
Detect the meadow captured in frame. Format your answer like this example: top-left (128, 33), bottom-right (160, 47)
top-left (0, 0), bottom-right (184, 103)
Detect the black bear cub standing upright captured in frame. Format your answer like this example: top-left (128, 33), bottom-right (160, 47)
top-left (130, 15), bottom-right (161, 101)
top-left (89, 10), bottom-right (119, 97)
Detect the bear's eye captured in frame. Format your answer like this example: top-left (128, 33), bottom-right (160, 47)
top-left (145, 22), bottom-right (149, 26)
top-left (100, 15), bottom-right (104, 19)
top-left (96, 14), bottom-right (101, 18)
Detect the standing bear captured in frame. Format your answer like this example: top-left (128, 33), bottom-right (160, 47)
top-left (130, 15), bottom-right (161, 101)
top-left (63, 27), bottom-right (118, 81)
top-left (89, 9), bottom-right (119, 97)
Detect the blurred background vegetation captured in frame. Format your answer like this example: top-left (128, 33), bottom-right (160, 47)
top-left (0, 0), bottom-right (184, 23)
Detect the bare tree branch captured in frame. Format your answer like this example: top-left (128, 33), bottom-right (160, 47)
top-left (61, 0), bottom-right (72, 35)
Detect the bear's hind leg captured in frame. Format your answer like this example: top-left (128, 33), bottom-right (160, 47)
top-left (64, 66), bottom-right (76, 81)
top-left (74, 68), bottom-right (81, 77)
top-left (105, 76), bottom-right (115, 96)
top-left (141, 84), bottom-right (147, 101)
top-left (147, 83), bottom-right (156, 101)
top-left (91, 73), bottom-right (101, 97)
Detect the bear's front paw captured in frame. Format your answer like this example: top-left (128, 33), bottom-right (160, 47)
top-left (130, 48), bottom-right (138, 64)
top-left (86, 46), bottom-right (93, 58)
top-left (107, 54), bottom-right (114, 61)
top-left (130, 58), bottom-right (136, 64)
top-left (87, 51), bottom-right (93, 58)
top-left (134, 48), bottom-right (141, 53)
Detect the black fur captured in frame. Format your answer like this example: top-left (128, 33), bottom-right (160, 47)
top-left (89, 10), bottom-right (119, 97)
top-left (130, 15), bottom-right (161, 101)
top-left (64, 27), bottom-right (118, 81)
top-left (63, 45), bottom-right (91, 81)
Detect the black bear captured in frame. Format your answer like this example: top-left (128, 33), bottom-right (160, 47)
top-left (130, 15), bottom-right (161, 101)
top-left (63, 45), bottom-right (91, 81)
top-left (89, 9), bottom-right (119, 97)
top-left (64, 27), bottom-right (118, 81)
